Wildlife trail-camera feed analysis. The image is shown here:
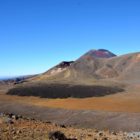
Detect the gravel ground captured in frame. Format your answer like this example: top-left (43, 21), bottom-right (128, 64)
top-left (0, 100), bottom-right (140, 132)
top-left (0, 113), bottom-right (140, 140)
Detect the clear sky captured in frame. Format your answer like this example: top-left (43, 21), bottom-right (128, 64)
top-left (0, 0), bottom-right (140, 77)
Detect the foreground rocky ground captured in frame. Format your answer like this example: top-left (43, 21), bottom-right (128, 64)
top-left (0, 113), bottom-right (140, 140)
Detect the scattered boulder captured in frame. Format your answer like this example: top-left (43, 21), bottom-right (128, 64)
top-left (49, 131), bottom-right (77, 140)
top-left (49, 131), bottom-right (67, 140)
top-left (112, 131), bottom-right (117, 135)
top-left (99, 132), bottom-right (104, 137)
top-left (12, 115), bottom-right (19, 120)
top-left (60, 124), bottom-right (67, 128)
top-left (3, 117), bottom-right (14, 124)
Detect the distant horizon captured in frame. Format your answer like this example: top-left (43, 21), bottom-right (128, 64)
top-left (0, 74), bottom-right (35, 80)
top-left (0, 0), bottom-right (140, 77)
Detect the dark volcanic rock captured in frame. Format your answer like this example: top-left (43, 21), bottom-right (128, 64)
top-left (57, 61), bottom-right (74, 68)
top-left (7, 84), bottom-right (124, 98)
top-left (49, 131), bottom-right (67, 140)
top-left (49, 131), bottom-right (77, 140)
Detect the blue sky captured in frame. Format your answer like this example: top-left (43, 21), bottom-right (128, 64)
top-left (0, 0), bottom-right (140, 77)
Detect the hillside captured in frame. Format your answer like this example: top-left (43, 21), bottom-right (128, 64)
top-left (7, 49), bottom-right (140, 98)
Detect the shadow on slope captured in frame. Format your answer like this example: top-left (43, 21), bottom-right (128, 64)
top-left (7, 84), bottom-right (124, 98)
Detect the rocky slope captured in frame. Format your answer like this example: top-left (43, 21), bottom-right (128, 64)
top-left (0, 113), bottom-right (139, 140)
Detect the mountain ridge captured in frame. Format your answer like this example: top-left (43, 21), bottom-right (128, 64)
top-left (7, 49), bottom-right (140, 98)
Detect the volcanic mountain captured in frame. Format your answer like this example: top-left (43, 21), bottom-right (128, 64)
top-left (7, 49), bottom-right (140, 98)
top-left (80, 49), bottom-right (116, 58)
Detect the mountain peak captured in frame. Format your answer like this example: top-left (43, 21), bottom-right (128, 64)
top-left (84, 49), bottom-right (117, 58)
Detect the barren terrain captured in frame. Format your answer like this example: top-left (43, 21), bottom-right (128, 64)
top-left (0, 84), bottom-right (140, 132)
top-left (1, 84), bottom-right (140, 113)
top-left (1, 113), bottom-right (139, 140)
top-left (0, 50), bottom-right (140, 138)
